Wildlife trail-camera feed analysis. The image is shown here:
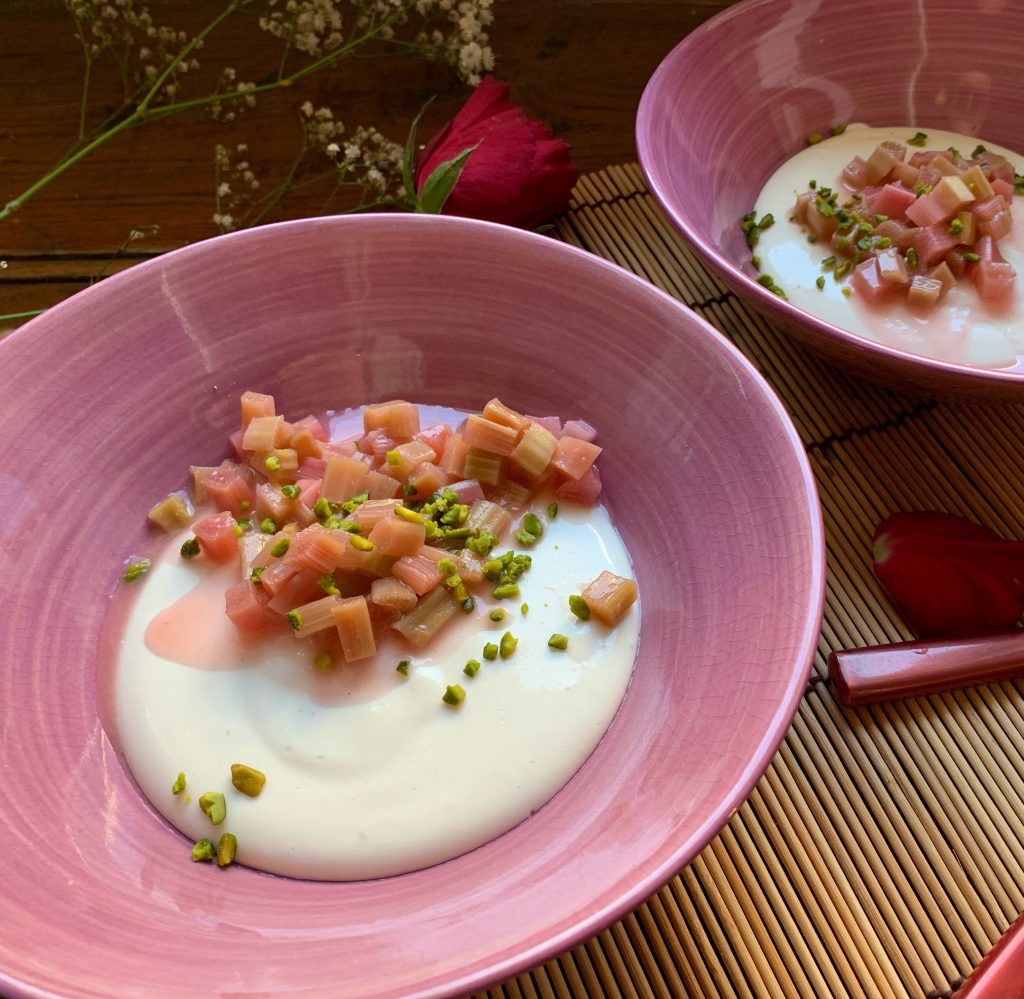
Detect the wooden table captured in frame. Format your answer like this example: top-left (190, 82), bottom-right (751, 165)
top-left (1, 0), bottom-right (732, 324)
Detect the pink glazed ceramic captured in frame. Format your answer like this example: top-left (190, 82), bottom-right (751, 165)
top-left (637, 0), bottom-right (1024, 399)
top-left (0, 214), bottom-right (824, 998)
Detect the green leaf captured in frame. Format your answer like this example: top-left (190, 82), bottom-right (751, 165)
top-left (401, 96), bottom-right (435, 205)
top-left (416, 144), bottom-right (477, 215)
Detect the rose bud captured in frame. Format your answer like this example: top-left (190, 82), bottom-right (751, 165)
top-left (415, 77), bottom-right (579, 229)
top-left (872, 511), bottom-right (1024, 637)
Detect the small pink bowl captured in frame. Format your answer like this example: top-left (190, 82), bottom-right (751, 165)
top-left (637, 0), bottom-right (1024, 399)
top-left (0, 214), bottom-right (824, 998)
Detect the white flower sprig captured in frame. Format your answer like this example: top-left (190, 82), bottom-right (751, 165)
top-left (0, 0), bottom-right (496, 225)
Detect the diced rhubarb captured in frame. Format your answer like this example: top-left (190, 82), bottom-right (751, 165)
top-left (323, 437), bottom-right (359, 459)
top-left (484, 479), bottom-right (532, 512)
top-left (841, 155), bottom-right (868, 190)
top-left (331, 596), bottom-right (377, 662)
top-left (241, 391), bottom-right (276, 430)
top-left (863, 144), bottom-right (901, 185)
top-left (869, 183), bottom-right (916, 220)
top-left (851, 258), bottom-right (893, 304)
top-left (880, 140), bottom-right (907, 162)
top-left (913, 224), bottom-right (960, 267)
top-left (356, 549), bottom-right (397, 579)
top-left (190, 465), bottom-right (218, 504)
top-left (255, 448), bottom-right (298, 481)
top-left (225, 580), bottom-right (275, 636)
top-left (288, 427), bottom-right (323, 462)
top-left (580, 570), bottom-right (638, 626)
top-left (447, 479), bottom-right (486, 506)
top-left (193, 511), bottom-right (239, 563)
top-left (909, 149), bottom-right (946, 169)
top-left (440, 432), bottom-right (470, 477)
top-left (368, 515), bottom-right (427, 556)
top-left (148, 492), bottom-right (193, 532)
top-left (392, 555), bottom-right (444, 596)
top-left (930, 175), bottom-right (975, 217)
top-left (873, 219), bottom-right (916, 249)
top-left (974, 196), bottom-right (1013, 241)
top-left (296, 479), bottom-right (321, 509)
top-left (555, 465), bottom-right (603, 505)
top-left (297, 456), bottom-right (326, 479)
top-left (238, 532), bottom-right (268, 579)
top-left (267, 569), bottom-right (323, 615)
top-left (482, 398), bottom-right (530, 432)
top-left (381, 440), bottom-right (437, 481)
top-left (292, 414), bottom-right (328, 441)
top-left (992, 178), bottom-right (1015, 203)
top-left (370, 576), bottom-right (418, 614)
top-left (415, 423), bottom-right (453, 456)
top-left (466, 498), bottom-right (512, 538)
top-left (257, 558), bottom-right (298, 596)
top-left (875, 248), bottom-right (910, 287)
top-left (254, 481), bottom-right (294, 524)
top-left (970, 237), bottom-right (1016, 306)
top-left (242, 414), bottom-right (287, 452)
top-left (283, 524), bottom-right (350, 574)
top-left (360, 428), bottom-right (396, 461)
top-left (806, 202), bottom-right (838, 241)
top-left (364, 469), bottom-right (401, 499)
top-left (954, 210), bottom-right (977, 246)
top-left (890, 162), bottom-right (919, 188)
top-left (916, 164), bottom-right (942, 192)
top-left (363, 400), bottom-right (420, 441)
top-left (960, 164), bottom-right (994, 201)
top-left (526, 414), bottom-right (563, 437)
top-left (202, 464), bottom-right (254, 517)
top-left (463, 448), bottom-right (505, 486)
top-left (550, 436), bottom-right (602, 480)
top-left (392, 587), bottom-right (458, 648)
top-left (905, 192), bottom-right (951, 229)
top-left (453, 550), bottom-right (486, 586)
top-left (462, 415), bottom-right (519, 456)
top-left (906, 274), bottom-right (943, 307)
top-left (510, 421), bottom-right (558, 477)
top-left (979, 152), bottom-right (1015, 184)
top-left (250, 529), bottom-right (294, 570)
top-left (406, 462), bottom-right (451, 500)
top-left (944, 248), bottom-right (967, 279)
top-left (352, 499), bottom-right (401, 529)
top-left (927, 261), bottom-right (956, 296)
top-left (287, 595), bottom-right (342, 638)
top-left (320, 454), bottom-right (369, 504)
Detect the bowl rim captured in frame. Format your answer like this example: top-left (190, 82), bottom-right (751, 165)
top-left (635, 0), bottom-right (1024, 389)
top-left (0, 211), bottom-right (827, 998)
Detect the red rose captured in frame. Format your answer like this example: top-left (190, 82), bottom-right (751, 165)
top-left (415, 77), bottom-right (579, 229)
top-left (872, 511), bottom-right (1024, 636)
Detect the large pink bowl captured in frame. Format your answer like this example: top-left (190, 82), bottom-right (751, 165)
top-left (0, 214), bottom-right (824, 998)
top-left (637, 0), bottom-right (1024, 399)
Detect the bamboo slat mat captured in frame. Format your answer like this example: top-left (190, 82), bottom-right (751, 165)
top-left (473, 163), bottom-right (1024, 999)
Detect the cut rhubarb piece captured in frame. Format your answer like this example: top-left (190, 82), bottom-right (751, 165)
top-left (482, 398), bottom-right (530, 432)
top-left (905, 192), bottom-right (951, 229)
top-left (320, 454), bottom-right (369, 504)
top-left (193, 511), bottom-right (239, 563)
top-left (240, 391), bottom-right (275, 430)
top-left (241, 414), bottom-right (287, 452)
top-left (462, 415), bottom-right (519, 456)
top-left (960, 164), bottom-right (994, 201)
top-left (370, 576), bottom-right (418, 614)
top-left (868, 183), bottom-right (916, 220)
top-left (287, 595), bottom-right (342, 638)
top-left (331, 596), bottom-right (377, 661)
top-left (352, 499), bottom-right (402, 530)
top-left (913, 224), bottom-right (960, 267)
top-left (267, 569), bottom-right (324, 615)
top-left (225, 580), bottom-right (275, 636)
top-left (392, 587), bottom-right (458, 648)
top-left (392, 555), bottom-right (444, 596)
top-left (906, 274), bottom-right (943, 307)
top-left (929, 175), bottom-right (975, 217)
top-left (862, 144), bottom-right (901, 185)
top-left (362, 400), bottom-right (420, 441)
top-left (551, 436), bottom-right (602, 480)
top-left (875, 248), bottom-right (910, 287)
top-left (581, 570), bottom-right (638, 626)
top-left (414, 423), bottom-right (453, 457)
top-left (203, 464), bottom-right (254, 517)
top-left (510, 421), bottom-right (558, 477)
top-left (368, 515), bottom-right (427, 556)
top-left (841, 155), bottom-right (868, 190)
top-left (465, 498), bottom-right (512, 538)
top-left (283, 524), bottom-right (351, 574)
top-left (554, 465), bottom-right (603, 505)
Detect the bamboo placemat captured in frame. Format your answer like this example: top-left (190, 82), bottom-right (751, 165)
top-left (473, 163), bottom-right (1024, 999)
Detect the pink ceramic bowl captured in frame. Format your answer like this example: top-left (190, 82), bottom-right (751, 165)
top-left (637, 0), bottom-right (1024, 399)
top-left (0, 214), bottom-right (824, 998)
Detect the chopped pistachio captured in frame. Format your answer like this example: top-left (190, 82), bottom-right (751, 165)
top-left (460, 596), bottom-right (475, 614)
top-left (568, 594), bottom-right (591, 621)
top-left (520, 603), bottom-right (529, 615)
top-left (122, 559), bottom-right (151, 582)
top-left (546, 502), bottom-right (558, 520)
top-left (489, 609), bottom-right (506, 623)
top-left (216, 832), bottom-right (237, 868)
top-left (482, 642), bottom-right (499, 661)
top-left (191, 838), bottom-right (215, 863)
top-left (971, 143), bottom-right (987, 158)
top-left (264, 455), bottom-right (281, 472)
top-left (259, 517), bottom-right (277, 534)
top-left (270, 537), bottom-right (290, 557)
top-left (317, 573), bottom-right (340, 596)
top-left (806, 131), bottom-right (822, 145)
top-left (906, 247), bottom-right (919, 269)
top-left (832, 123), bottom-right (847, 135)
top-left (171, 771), bottom-right (187, 795)
top-left (907, 130), bottom-right (928, 147)
top-left (437, 558), bottom-right (458, 576)
top-left (313, 497), bottom-right (333, 521)
top-left (396, 658), bottom-right (411, 676)
top-left (314, 649), bottom-right (334, 671)
top-left (815, 275), bottom-right (826, 290)
top-left (548, 633), bottom-right (569, 651)
top-left (395, 505), bottom-right (427, 525)
top-left (442, 683), bottom-right (466, 706)
top-left (403, 482), bottom-right (417, 496)
top-left (522, 512), bottom-right (542, 537)
top-left (515, 529), bottom-right (539, 546)
top-left (198, 791), bottom-right (226, 825)
top-left (349, 535), bottom-right (374, 551)
top-left (499, 631), bottom-right (518, 659)
top-left (249, 566), bottom-right (266, 584)
top-left (948, 218), bottom-right (964, 236)
top-left (230, 763), bottom-right (267, 797)
top-left (964, 251), bottom-right (980, 262)
top-left (464, 659), bottom-right (481, 677)
top-left (286, 609), bottom-right (303, 630)
top-left (491, 583), bottom-right (520, 600)
top-left (180, 537), bottom-right (200, 559)
top-left (281, 484), bottom-right (301, 499)
top-left (239, 499), bottom-right (250, 512)
top-left (385, 450), bottom-right (401, 465)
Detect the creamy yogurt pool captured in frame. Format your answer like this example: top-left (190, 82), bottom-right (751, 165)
top-left (113, 398), bottom-right (640, 880)
top-left (753, 125), bottom-right (1024, 368)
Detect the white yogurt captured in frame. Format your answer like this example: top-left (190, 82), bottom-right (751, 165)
top-left (114, 502), bottom-right (639, 880)
top-left (754, 125), bottom-right (1024, 368)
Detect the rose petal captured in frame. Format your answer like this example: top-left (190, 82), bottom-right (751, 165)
top-left (872, 511), bottom-right (1024, 637)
